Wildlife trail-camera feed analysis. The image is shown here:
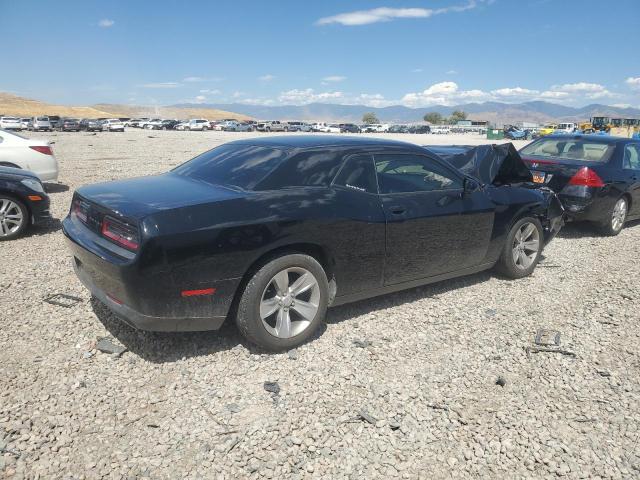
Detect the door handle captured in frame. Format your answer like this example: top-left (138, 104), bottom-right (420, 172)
top-left (389, 206), bottom-right (406, 215)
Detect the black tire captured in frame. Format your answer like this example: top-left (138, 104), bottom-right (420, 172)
top-left (235, 253), bottom-right (329, 351)
top-left (599, 196), bottom-right (628, 236)
top-left (0, 195), bottom-right (29, 241)
top-left (495, 217), bottom-right (543, 279)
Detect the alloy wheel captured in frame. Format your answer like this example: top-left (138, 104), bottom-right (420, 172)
top-left (259, 267), bottom-right (320, 339)
top-left (0, 199), bottom-right (24, 237)
top-left (512, 222), bottom-right (540, 270)
top-left (611, 198), bottom-right (627, 232)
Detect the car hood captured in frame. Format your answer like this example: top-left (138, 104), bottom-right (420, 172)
top-left (76, 172), bottom-right (246, 219)
top-left (425, 143), bottom-right (533, 185)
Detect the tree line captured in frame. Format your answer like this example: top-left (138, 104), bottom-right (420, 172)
top-left (361, 110), bottom-right (468, 125)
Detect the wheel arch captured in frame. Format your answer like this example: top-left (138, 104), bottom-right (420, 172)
top-left (228, 242), bottom-right (337, 319)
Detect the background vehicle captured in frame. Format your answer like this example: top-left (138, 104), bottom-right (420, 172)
top-left (175, 121), bottom-right (190, 131)
top-left (326, 124), bottom-right (341, 133)
top-left (311, 122), bottom-right (329, 132)
top-left (408, 125), bottom-right (431, 134)
top-left (79, 119), bottom-right (102, 132)
top-left (235, 122), bottom-right (255, 132)
top-left (187, 119), bottom-right (210, 131)
top-left (430, 126), bottom-right (451, 134)
top-left (0, 129), bottom-right (59, 181)
top-left (0, 166), bottom-right (51, 240)
top-left (58, 118), bottom-right (80, 132)
top-left (388, 125), bottom-right (409, 134)
top-left (339, 123), bottom-right (361, 133)
top-left (101, 119), bottom-right (125, 132)
top-left (129, 119), bottom-right (148, 128)
top-left (47, 116), bottom-right (61, 129)
top-left (29, 116), bottom-right (52, 132)
top-left (141, 119), bottom-right (162, 129)
top-left (504, 125), bottom-right (527, 140)
top-left (63, 137), bottom-right (562, 351)
top-left (554, 123), bottom-right (577, 134)
top-left (256, 121), bottom-right (285, 132)
top-left (286, 121), bottom-right (311, 132)
top-left (0, 117), bottom-right (23, 130)
top-left (20, 118), bottom-right (30, 130)
top-left (520, 134), bottom-right (640, 235)
top-left (538, 124), bottom-right (557, 136)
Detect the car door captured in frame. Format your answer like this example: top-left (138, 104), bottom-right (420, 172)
top-left (374, 151), bottom-right (494, 285)
top-left (622, 143), bottom-right (640, 217)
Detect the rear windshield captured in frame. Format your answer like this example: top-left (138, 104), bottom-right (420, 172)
top-left (172, 144), bottom-right (289, 190)
top-left (521, 138), bottom-right (615, 163)
top-left (37, 117), bottom-right (49, 121)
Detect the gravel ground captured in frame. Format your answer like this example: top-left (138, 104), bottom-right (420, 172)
top-left (1, 129), bottom-right (639, 479)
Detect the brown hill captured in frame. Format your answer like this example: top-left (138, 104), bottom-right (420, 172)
top-left (0, 92), bottom-right (250, 121)
top-left (92, 103), bottom-right (251, 121)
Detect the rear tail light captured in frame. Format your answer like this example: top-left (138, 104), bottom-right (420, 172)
top-left (72, 199), bottom-right (88, 223)
top-left (568, 167), bottom-right (605, 187)
top-left (29, 145), bottom-right (53, 155)
top-left (101, 216), bottom-right (140, 251)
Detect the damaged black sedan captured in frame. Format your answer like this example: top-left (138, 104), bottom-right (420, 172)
top-left (63, 137), bottom-right (563, 351)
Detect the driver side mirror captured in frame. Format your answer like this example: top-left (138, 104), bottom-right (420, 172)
top-left (463, 177), bottom-right (480, 194)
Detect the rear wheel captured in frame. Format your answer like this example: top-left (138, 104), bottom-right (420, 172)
top-left (235, 254), bottom-right (328, 351)
top-left (0, 196), bottom-right (28, 241)
top-left (496, 217), bottom-right (543, 279)
top-left (600, 197), bottom-right (628, 236)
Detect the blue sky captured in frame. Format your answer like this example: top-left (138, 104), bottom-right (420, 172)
top-left (2, 0), bottom-right (639, 108)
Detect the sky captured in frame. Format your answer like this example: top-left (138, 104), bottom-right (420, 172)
top-left (2, 0), bottom-right (639, 109)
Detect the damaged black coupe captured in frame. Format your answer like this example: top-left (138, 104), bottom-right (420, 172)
top-left (63, 137), bottom-right (563, 351)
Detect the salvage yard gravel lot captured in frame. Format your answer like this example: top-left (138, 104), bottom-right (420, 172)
top-left (1, 129), bottom-right (639, 479)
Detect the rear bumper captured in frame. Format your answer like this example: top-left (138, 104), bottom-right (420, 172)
top-left (74, 260), bottom-right (226, 332)
top-left (63, 215), bottom-right (236, 332)
top-left (558, 188), bottom-right (615, 224)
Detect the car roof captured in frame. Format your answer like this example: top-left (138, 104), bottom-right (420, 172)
top-left (227, 135), bottom-right (421, 150)
top-left (541, 134), bottom-right (638, 144)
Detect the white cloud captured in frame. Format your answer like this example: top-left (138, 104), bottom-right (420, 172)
top-left (539, 90), bottom-right (570, 99)
top-left (322, 76), bottom-right (346, 82)
top-left (549, 82), bottom-right (617, 100)
top-left (278, 88), bottom-right (345, 105)
top-left (492, 87), bottom-right (539, 97)
top-left (259, 74), bottom-right (276, 81)
top-left (139, 82), bottom-right (181, 89)
top-left (183, 76), bottom-right (223, 83)
top-left (412, 68), bottom-right (423, 73)
top-left (194, 95), bottom-right (207, 103)
top-left (401, 81), bottom-right (490, 106)
top-left (625, 77), bottom-right (640, 90)
top-left (98, 19), bottom-right (114, 28)
top-left (316, 1), bottom-right (483, 26)
top-left (199, 89), bottom-right (221, 95)
top-left (446, 70), bottom-right (458, 75)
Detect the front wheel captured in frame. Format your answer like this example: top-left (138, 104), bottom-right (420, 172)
top-left (600, 197), bottom-right (628, 236)
top-left (496, 217), bottom-right (543, 279)
top-left (235, 254), bottom-right (329, 351)
top-left (0, 196), bottom-right (28, 241)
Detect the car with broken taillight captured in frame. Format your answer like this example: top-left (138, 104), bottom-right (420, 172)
top-left (63, 136), bottom-right (563, 351)
top-left (520, 134), bottom-right (640, 235)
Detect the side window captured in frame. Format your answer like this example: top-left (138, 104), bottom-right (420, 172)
top-left (333, 154), bottom-right (377, 194)
top-left (255, 149), bottom-right (343, 190)
top-left (374, 153), bottom-right (462, 194)
top-left (623, 145), bottom-right (640, 170)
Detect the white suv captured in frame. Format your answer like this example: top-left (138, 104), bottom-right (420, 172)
top-left (256, 121), bottom-right (285, 132)
top-left (101, 119), bottom-right (125, 132)
top-left (188, 119), bottom-right (210, 131)
top-left (29, 116), bottom-right (52, 132)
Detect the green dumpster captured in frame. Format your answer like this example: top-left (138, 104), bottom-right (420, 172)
top-left (486, 128), bottom-right (504, 140)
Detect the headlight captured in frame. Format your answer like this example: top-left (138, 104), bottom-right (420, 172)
top-left (21, 178), bottom-right (45, 193)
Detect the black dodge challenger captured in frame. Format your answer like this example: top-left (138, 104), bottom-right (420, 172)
top-left (63, 137), bottom-right (563, 350)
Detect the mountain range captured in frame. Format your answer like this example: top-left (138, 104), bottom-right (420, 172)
top-left (173, 101), bottom-right (640, 125)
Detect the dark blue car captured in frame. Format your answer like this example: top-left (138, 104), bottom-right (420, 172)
top-left (520, 134), bottom-right (640, 235)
